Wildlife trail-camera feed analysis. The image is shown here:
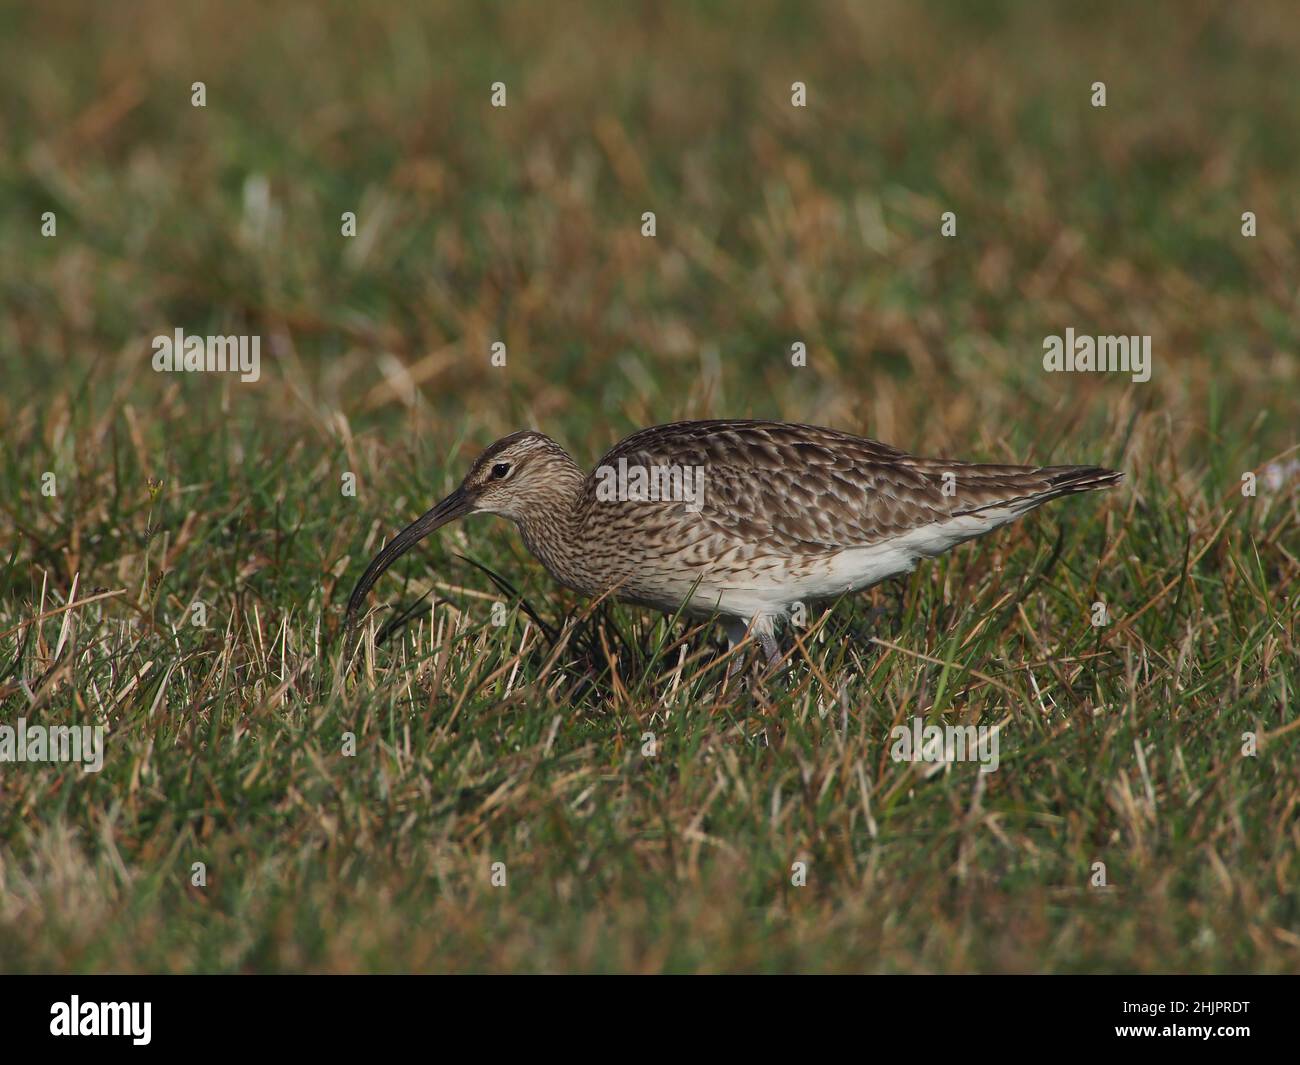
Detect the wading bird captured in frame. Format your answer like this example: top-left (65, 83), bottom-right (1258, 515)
top-left (347, 420), bottom-right (1121, 669)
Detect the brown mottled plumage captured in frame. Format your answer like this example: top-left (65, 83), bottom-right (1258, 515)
top-left (347, 420), bottom-right (1122, 666)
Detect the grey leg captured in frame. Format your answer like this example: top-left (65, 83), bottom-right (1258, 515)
top-left (723, 616), bottom-right (783, 680)
top-left (723, 617), bottom-right (750, 680)
top-left (751, 615), bottom-right (782, 671)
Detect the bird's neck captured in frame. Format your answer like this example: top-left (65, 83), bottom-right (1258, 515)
top-left (511, 455), bottom-right (590, 591)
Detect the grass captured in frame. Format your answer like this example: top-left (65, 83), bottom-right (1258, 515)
top-left (0, 0), bottom-right (1297, 972)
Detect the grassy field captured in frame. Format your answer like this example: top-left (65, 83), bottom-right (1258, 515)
top-left (1, 0), bottom-right (1297, 972)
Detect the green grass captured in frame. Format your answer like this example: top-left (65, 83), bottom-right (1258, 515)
top-left (0, 0), bottom-right (1297, 972)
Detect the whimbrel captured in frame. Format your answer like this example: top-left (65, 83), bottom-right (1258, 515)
top-left (347, 420), bottom-right (1121, 668)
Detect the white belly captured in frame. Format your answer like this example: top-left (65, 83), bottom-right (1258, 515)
top-left (662, 508), bottom-right (1020, 620)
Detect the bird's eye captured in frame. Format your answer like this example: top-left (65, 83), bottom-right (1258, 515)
top-left (490, 462), bottom-right (511, 480)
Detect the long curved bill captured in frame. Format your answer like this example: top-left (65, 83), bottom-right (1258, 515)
top-left (346, 486), bottom-right (474, 624)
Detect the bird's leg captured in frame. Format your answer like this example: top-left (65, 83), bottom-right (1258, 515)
top-left (723, 617), bottom-right (750, 682)
top-left (721, 616), bottom-right (784, 690)
top-left (751, 615), bottom-right (783, 673)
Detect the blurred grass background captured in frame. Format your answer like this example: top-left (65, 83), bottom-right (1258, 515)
top-left (0, 0), bottom-right (1297, 972)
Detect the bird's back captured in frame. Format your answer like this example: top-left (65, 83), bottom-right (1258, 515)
top-left (562, 419), bottom-right (1119, 617)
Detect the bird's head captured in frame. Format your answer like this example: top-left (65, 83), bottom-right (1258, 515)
top-left (345, 430), bottom-right (574, 623)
